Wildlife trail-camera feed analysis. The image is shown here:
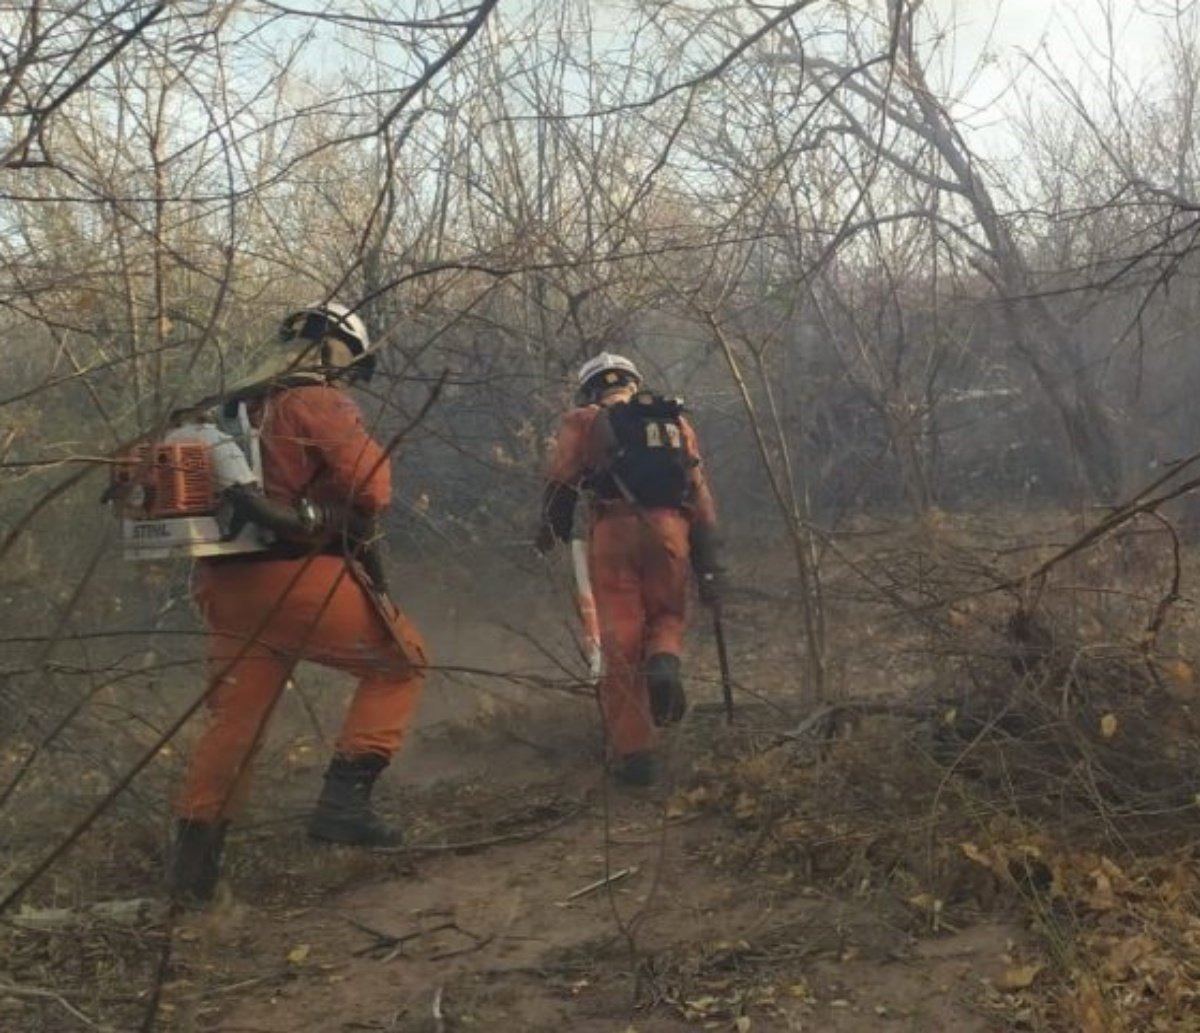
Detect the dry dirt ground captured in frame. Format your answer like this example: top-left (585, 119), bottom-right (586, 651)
top-left (8, 527), bottom-right (1139, 1033)
top-left (160, 706), bottom-right (1025, 1033)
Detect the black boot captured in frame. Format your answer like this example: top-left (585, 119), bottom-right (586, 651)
top-left (168, 819), bottom-right (228, 907)
top-left (307, 754), bottom-right (403, 847)
top-left (646, 653), bottom-right (686, 727)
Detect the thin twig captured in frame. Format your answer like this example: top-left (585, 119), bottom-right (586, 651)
top-left (0, 981), bottom-right (101, 1029)
top-left (346, 918), bottom-right (458, 958)
top-left (428, 933), bottom-right (495, 962)
top-left (561, 866), bottom-right (639, 904)
top-left (375, 796), bottom-right (588, 856)
top-left (431, 986), bottom-right (445, 1033)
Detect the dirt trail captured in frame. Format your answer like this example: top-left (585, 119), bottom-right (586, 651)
top-left (168, 713), bottom-right (1021, 1033)
top-left (0, 548), bottom-right (1037, 1032)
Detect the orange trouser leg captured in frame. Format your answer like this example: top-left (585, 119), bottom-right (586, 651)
top-left (591, 513), bottom-right (656, 758)
top-left (177, 644), bottom-right (293, 824)
top-left (640, 510), bottom-right (691, 658)
top-left (590, 510), bottom-right (694, 758)
top-left (176, 556), bottom-right (426, 823)
top-left (317, 604), bottom-right (427, 758)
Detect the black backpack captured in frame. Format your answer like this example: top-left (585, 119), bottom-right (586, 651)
top-left (593, 393), bottom-right (694, 509)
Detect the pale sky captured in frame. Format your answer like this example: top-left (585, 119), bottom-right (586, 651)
top-left (927, 0), bottom-right (1166, 64)
top-left (923, 0), bottom-right (1178, 156)
top-left (926, 0), bottom-right (1169, 102)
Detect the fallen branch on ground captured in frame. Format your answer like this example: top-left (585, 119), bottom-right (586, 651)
top-left (377, 794), bottom-right (590, 856)
top-left (0, 981), bottom-right (102, 1029)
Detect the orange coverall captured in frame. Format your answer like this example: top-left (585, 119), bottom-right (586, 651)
top-left (177, 384), bottom-right (426, 824)
top-left (545, 404), bottom-right (717, 758)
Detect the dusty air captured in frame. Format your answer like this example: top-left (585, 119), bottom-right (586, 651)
top-left (1, 2), bottom-right (1197, 1031)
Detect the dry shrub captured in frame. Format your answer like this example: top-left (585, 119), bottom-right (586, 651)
top-left (679, 512), bottom-right (1200, 1031)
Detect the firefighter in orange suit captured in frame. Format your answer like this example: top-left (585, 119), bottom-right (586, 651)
top-left (537, 353), bottom-right (723, 785)
top-left (170, 302), bottom-right (427, 905)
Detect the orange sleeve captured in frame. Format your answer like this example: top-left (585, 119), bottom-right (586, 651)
top-left (682, 417), bottom-right (717, 528)
top-left (296, 386), bottom-right (392, 513)
top-left (545, 406), bottom-right (598, 485)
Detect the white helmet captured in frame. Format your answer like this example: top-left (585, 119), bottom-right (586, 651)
top-left (281, 300), bottom-right (370, 357)
top-left (225, 300), bottom-right (375, 394)
top-left (577, 352), bottom-right (641, 401)
top-left (278, 300), bottom-right (375, 382)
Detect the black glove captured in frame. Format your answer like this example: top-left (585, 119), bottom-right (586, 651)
top-left (689, 523), bottom-right (725, 608)
top-left (534, 523), bottom-right (559, 556)
top-left (696, 568), bottom-right (723, 608)
top-left (537, 482), bottom-right (578, 554)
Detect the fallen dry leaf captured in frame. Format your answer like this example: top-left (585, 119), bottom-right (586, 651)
top-left (684, 995), bottom-right (721, 1018)
top-left (1069, 976), bottom-right (1122, 1033)
top-left (733, 793), bottom-right (758, 819)
top-left (1166, 659), bottom-right (1194, 687)
top-left (960, 841), bottom-right (1005, 877)
top-left (997, 963), bottom-right (1043, 991)
top-left (1086, 869), bottom-right (1117, 912)
top-left (961, 841), bottom-right (991, 866)
top-left (1103, 934), bottom-right (1156, 980)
